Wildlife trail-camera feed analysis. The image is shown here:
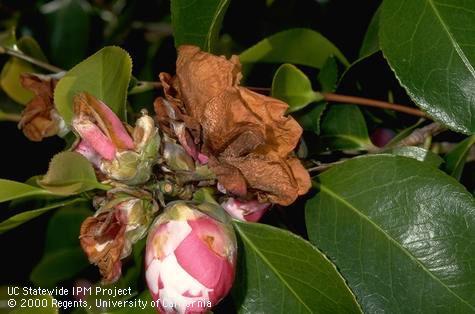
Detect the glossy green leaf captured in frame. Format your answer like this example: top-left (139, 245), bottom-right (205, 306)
top-left (54, 46), bottom-right (132, 123)
top-left (0, 179), bottom-right (52, 203)
top-left (240, 28), bottom-right (349, 69)
top-left (444, 135), bottom-right (475, 180)
top-left (38, 152), bottom-right (109, 195)
top-left (271, 64), bottom-right (323, 113)
top-left (306, 155), bottom-right (475, 312)
top-left (171, 0), bottom-right (230, 52)
top-left (41, 0), bottom-right (91, 69)
top-left (319, 105), bottom-right (375, 151)
top-left (0, 198), bottom-right (83, 234)
top-left (388, 146), bottom-right (444, 168)
top-left (359, 5), bottom-right (381, 58)
top-left (31, 204), bottom-right (91, 287)
top-left (232, 221), bottom-right (362, 314)
top-left (294, 57), bottom-right (339, 134)
top-left (0, 36), bottom-right (48, 104)
top-left (380, 0), bottom-right (475, 134)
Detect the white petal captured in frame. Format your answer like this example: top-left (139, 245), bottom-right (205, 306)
top-left (145, 259), bottom-right (162, 295)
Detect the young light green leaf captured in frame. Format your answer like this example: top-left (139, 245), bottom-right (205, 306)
top-left (271, 64), bottom-right (323, 113)
top-left (388, 146), bottom-right (444, 168)
top-left (232, 221), bottom-right (362, 314)
top-left (0, 36), bottom-right (48, 105)
top-left (319, 104), bottom-right (375, 151)
top-left (359, 5), bottom-right (381, 58)
top-left (443, 135), bottom-right (475, 180)
top-left (54, 46), bottom-right (132, 123)
top-left (306, 155), bottom-right (475, 312)
top-left (38, 151), bottom-right (109, 195)
top-left (31, 204), bottom-right (91, 287)
top-left (0, 179), bottom-right (52, 203)
top-left (41, 0), bottom-right (91, 69)
top-left (171, 0), bottom-right (230, 52)
top-left (0, 27), bottom-right (17, 49)
top-left (240, 28), bottom-right (349, 69)
top-left (0, 198), bottom-right (83, 234)
top-left (380, 0), bottom-right (475, 134)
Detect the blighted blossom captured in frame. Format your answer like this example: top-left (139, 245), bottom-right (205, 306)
top-left (154, 45), bottom-right (311, 206)
top-left (80, 187), bottom-right (158, 283)
top-left (145, 201), bottom-right (236, 313)
top-left (72, 92), bottom-right (160, 185)
top-left (18, 73), bottom-right (68, 141)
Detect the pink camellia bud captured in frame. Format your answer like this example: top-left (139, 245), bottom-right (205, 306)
top-left (221, 198), bottom-right (271, 222)
top-left (145, 201), bottom-right (237, 314)
top-left (370, 128), bottom-right (396, 148)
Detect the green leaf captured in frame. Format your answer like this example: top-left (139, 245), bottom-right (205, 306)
top-left (380, 0), bottom-right (475, 134)
top-left (0, 27), bottom-right (17, 49)
top-left (293, 57), bottom-right (339, 134)
top-left (240, 28), bottom-right (349, 69)
top-left (54, 46), bottom-right (132, 123)
top-left (0, 287), bottom-right (59, 314)
top-left (0, 37), bottom-right (48, 104)
top-left (319, 105), bottom-right (375, 151)
top-left (0, 198), bottom-right (83, 234)
top-left (31, 204), bottom-right (91, 287)
top-left (171, 0), bottom-right (230, 52)
top-left (42, 0), bottom-right (91, 69)
top-left (306, 155), bottom-right (475, 312)
top-left (271, 64), bottom-right (323, 113)
top-left (359, 5), bottom-right (381, 58)
top-left (232, 221), bottom-right (362, 314)
top-left (38, 152), bottom-right (109, 195)
top-left (444, 135), bottom-right (475, 180)
top-left (0, 179), bottom-right (52, 203)
top-left (388, 146), bottom-right (444, 168)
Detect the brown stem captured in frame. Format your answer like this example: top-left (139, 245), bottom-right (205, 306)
top-left (0, 47), bottom-right (64, 73)
top-left (0, 47), bottom-right (429, 119)
top-left (323, 92), bottom-right (426, 118)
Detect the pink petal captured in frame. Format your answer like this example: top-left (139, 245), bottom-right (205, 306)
top-left (174, 219), bottom-right (231, 291)
top-left (73, 119), bottom-right (116, 160)
top-left (76, 93), bottom-right (134, 150)
top-left (222, 198), bottom-right (271, 222)
top-left (74, 140), bottom-right (102, 167)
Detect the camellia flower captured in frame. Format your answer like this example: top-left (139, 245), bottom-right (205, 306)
top-left (145, 201), bottom-right (237, 313)
top-left (154, 45), bottom-right (311, 206)
top-left (72, 92), bottom-right (159, 185)
top-left (221, 197), bottom-right (271, 222)
top-left (80, 188), bottom-right (158, 283)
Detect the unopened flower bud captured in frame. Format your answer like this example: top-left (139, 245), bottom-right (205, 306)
top-left (221, 197), bottom-right (271, 222)
top-left (145, 201), bottom-right (236, 313)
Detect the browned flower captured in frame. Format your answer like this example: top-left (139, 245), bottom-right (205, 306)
top-left (18, 73), bottom-right (59, 141)
top-left (79, 210), bottom-right (126, 284)
top-left (154, 45), bottom-right (311, 205)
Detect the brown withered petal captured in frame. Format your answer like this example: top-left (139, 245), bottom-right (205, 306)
top-left (79, 211), bottom-right (126, 284)
top-left (157, 45), bottom-right (311, 205)
top-left (18, 73), bottom-right (58, 141)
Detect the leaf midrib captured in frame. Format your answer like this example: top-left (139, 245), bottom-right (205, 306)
top-left (319, 184), bottom-right (475, 310)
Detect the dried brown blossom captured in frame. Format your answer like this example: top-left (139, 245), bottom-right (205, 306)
top-left (154, 45), bottom-right (311, 205)
top-left (79, 211), bottom-right (126, 284)
top-left (18, 73), bottom-right (60, 142)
